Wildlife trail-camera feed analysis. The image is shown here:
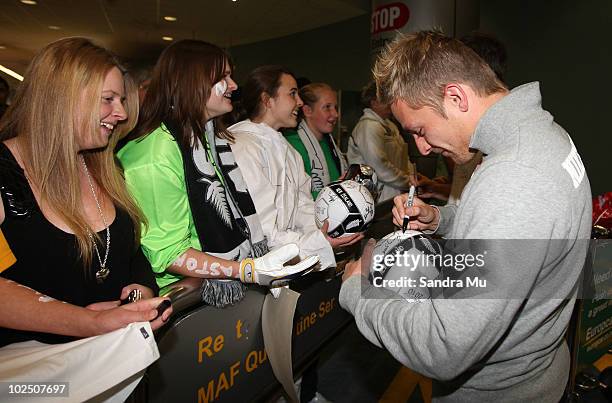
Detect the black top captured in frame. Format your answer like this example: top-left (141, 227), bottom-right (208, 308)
top-left (0, 143), bottom-right (157, 347)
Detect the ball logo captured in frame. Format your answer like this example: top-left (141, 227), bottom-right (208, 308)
top-left (371, 2), bottom-right (410, 35)
top-left (345, 218), bottom-right (363, 231)
top-left (314, 180), bottom-right (375, 238)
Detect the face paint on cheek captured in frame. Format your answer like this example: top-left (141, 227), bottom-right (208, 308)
top-left (214, 80), bottom-right (228, 97)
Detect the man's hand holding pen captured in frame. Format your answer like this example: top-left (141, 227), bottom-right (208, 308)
top-left (392, 192), bottom-right (440, 232)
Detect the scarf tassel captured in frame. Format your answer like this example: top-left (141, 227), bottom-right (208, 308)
top-left (200, 279), bottom-right (246, 308)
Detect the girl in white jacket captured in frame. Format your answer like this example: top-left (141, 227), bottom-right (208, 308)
top-left (229, 66), bottom-right (363, 269)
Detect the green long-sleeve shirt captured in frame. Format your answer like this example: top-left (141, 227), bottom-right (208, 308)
top-left (117, 125), bottom-right (201, 289)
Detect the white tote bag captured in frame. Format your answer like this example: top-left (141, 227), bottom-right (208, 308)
top-left (0, 322), bottom-right (160, 403)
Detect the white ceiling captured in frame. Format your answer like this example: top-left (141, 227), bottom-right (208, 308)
top-left (0, 0), bottom-right (369, 85)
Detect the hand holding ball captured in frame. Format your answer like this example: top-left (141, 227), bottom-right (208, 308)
top-left (315, 180), bottom-right (375, 238)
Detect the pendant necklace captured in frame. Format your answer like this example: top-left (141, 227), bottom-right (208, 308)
top-left (80, 155), bottom-right (110, 283)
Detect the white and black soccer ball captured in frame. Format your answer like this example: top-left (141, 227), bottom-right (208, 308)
top-left (344, 164), bottom-right (379, 202)
top-left (314, 180), bottom-right (375, 238)
top-left (369, 230), bottom-right (443, 300)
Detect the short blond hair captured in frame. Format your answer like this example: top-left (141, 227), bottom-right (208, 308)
top-left (373, 30), bottom-right (506, 116)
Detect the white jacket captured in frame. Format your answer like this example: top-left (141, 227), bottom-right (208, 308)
top-left (229, 120), bottom-right (335, 269)
top-left (347, 108), bottom-right (415, 202)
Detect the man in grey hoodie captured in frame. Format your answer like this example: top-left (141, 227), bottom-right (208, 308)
top-left (340, 31), bottom-right (591, 402)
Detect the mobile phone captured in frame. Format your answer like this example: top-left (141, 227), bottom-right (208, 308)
top-left (120, 289), bottom-right (141, 306)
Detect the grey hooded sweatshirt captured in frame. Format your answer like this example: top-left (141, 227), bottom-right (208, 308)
top-left (340, 83), bottom-right (592, 402)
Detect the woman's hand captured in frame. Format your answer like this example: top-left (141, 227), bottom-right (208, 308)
top-left (85, 300), bottom-right (120, 311)
top-left (87, 297), bottom-right (172, 333)
top-left (86, 283), bottom-right (156, 312)
top-left (321, 220), bottom-right (364, 249)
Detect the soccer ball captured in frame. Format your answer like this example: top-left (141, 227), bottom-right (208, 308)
top-left (369, 230), bottom-right (443, 300)
top-left (314, 180), bottom-right (375, 238)
top-left (344, 164), bottom-right (379, 202)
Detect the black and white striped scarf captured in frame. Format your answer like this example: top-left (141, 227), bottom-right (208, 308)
top-left (164, 120), bottom-right (268, 307)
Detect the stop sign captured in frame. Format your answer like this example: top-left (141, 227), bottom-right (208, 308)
top-left (371, 2), bottom-right (410, 35)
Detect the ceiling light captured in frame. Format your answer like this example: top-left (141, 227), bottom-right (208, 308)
top-left (0, 65), bottom-right (24, 81)
top-left (20, 0), bottom-right (37, 4)
top-left (162, 36), bottom-right (174, 41)
top-left (48, 25), bottom-right (61, 30)
top-left (164, 16), bottom-right (177, 22)
top-left (232, 0), bottom-right (237, 2)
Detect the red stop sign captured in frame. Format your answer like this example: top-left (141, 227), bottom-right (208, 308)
top-left (371, 2), bottom-right (410, 35)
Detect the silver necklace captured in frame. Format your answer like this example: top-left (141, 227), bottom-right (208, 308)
top-left (80, 155), bottom-right (110, 283)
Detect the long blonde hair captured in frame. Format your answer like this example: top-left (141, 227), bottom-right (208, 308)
top-left (0, 37), bottom-right (143, 269)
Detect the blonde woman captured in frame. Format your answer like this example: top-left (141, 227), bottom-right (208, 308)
top-left (285, 83), bottom-right (348, 199)
top-left (0, 38), bottom-right (170, 348)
